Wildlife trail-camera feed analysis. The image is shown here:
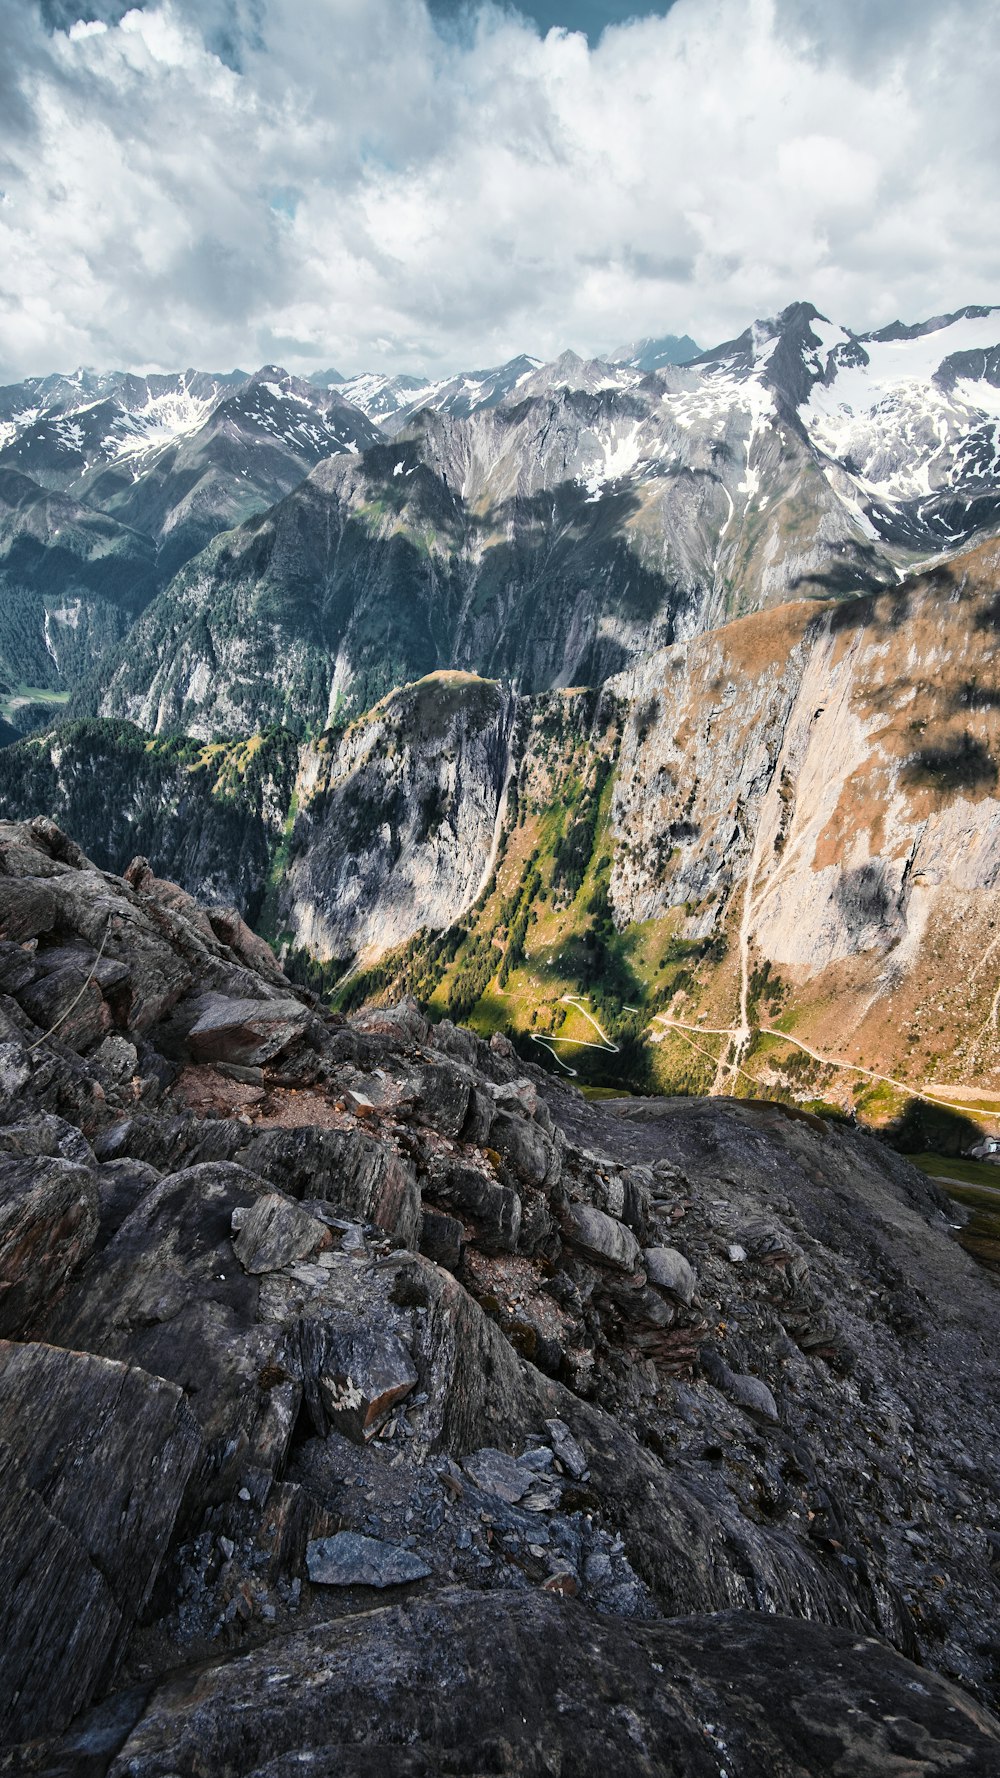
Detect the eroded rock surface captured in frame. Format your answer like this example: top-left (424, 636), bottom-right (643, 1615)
top-left (0, 817), bottom-right (999, 1772)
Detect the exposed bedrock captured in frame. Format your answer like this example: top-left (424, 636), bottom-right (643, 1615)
top-left (0, 816), bottom-right (998, 1769)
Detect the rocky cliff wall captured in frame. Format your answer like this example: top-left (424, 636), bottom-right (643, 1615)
top-left (279, 673), bottom-right (517, 962)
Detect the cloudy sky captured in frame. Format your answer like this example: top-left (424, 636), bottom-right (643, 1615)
top-left (1, 0), bottom-right (998, 380)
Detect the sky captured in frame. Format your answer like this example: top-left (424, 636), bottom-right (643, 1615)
top-left (1, 0), bottom-right (998, 381)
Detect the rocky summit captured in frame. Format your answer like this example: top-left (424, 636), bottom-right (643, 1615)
top-left (1, 814), bottom-right (999, 1773)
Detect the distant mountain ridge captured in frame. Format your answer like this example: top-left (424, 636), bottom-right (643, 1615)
top-left (73, 298), bottom-right (1000, 744)
top-left (4, 299), bottom-right (1000, 732)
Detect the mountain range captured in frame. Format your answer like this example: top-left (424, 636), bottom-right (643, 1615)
top-left (2, 299), bottom-right (1000, 1130)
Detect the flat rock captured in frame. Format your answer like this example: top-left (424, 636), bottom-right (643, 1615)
top-left (231, 1192), bottom-right (331, 1274)
top-left (306, 1532), bottom-right (431, 1588)
top-left (563, 1202), bottom-right (641, 1272)
top-left (48, 1594), bottom-right (1000, 1777)
top-left (462, 1447), bottom-right (532, 1504)
top-left (644, 1244), bottom-right (697, 1304)
top-left (185, 993), bottom-right (310, 1066)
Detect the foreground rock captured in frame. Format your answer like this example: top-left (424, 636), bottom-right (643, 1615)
top-left (16, 1597), bottom-right (1000, 1778)
top-left (0, 1340), bottom-right (199, 1742)
top-left (1, 817), bottom-right (999, 1769)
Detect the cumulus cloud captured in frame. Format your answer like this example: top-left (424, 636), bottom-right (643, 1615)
top-left (1, 0), bottom-right (997, 380)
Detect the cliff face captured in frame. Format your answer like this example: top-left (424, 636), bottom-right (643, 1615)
top-left (83, 302), bottom-right (1000, 747)
top-left (0, 722), bottom-right (298, 920)
top-left (5, 539), bottom-right (1000, 1110)
top-left (280, 673), bottom-right (516, 962)
top-left (608, 538), bottom-right (1000, 1091)
top-left (304, 540), bottom-right (1000, 1116)
top-left (0, 469), bottom-right (157, 693)
top-left (1, 818), bottom-right (999, 1769)
top-left (0, 372), bottom-right (380, 705)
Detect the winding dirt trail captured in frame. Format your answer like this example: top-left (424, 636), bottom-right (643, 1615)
top-left (653, 1011), bottom-right (997, 1119)
top-left (531, 994), bottom-right (620, 1078)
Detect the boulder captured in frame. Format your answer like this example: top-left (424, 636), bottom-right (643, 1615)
top-left (419, 1206), bottom-right (465, 1271)
top-left (728, 1372), bottom-right (780, 1423)
top-left (16, 956), bottom-right (112, 1052)
top-left (490, 1106), bottom-right (560, 1187)
top-left (0, 1112), bottom-right (95, 1167)
top-left (461, 1083), bottom-right (495, 1144)
top-left (563, 1202), bottom-right (642, 1272)
top-left (231, 1193), bottom-right (332, 1274)
top-left (644, 1245), bottom-right (697, 1305)
top-left (296, 1311), bottom-right (418, 1442)
top-left (409, 1060), bottom-right (471, 1137)
top-left (0, 940), bottom-right (37, 995)
top-left (545, 1418), bottom-right (590, 1481)
top-left (184, 993), bottom-right (311, 1066)
top-left (206, 905), bottom-right (290, 985)
top-left (235, 1125), bottom-right (421, 1248)
top-left (462, 1447), bottom-right (532, 1504)
top-left (431, 1018), bottom-right (481, 1066)
top-left (424, 1155), bottom-right (521, 1251)
top-left (0, 1038), bottom-right (30, 1104)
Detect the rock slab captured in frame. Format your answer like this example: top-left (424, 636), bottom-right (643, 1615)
top-left (0, 1339), bottom-right (201, 1742)
top-left (306, 1533), bottom-right (432, 1589)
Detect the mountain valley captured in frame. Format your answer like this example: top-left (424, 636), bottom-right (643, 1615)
top-left (2, 301), bottom-right (1000, 1137)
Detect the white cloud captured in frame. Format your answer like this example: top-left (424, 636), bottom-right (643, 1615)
top-left (0, 0), bottom-right (998, 380)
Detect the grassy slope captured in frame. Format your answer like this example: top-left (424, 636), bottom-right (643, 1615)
top-left (332, 693), bottom-right (753, 1095)
top-left (326, 680), bottom-right (999, 1135)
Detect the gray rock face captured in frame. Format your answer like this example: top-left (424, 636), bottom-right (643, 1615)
top-left (425, 1154), bottom-right (522, 1251)
top-left (0, 1339), bottom-right (200, 1742)
top-left (59, 1595), bottom-right (1000, 1777)
top-left (0, 1154), bottom-right (98, 1337)
top-left (297, 1313), bottom-right (419, 1444)
top-left (418, 1205), bottom-right (465, 1271)
top-left (491, 1105), bottom-right (559, 1187)
top-left (236, 1124), bottom-right (421, 1248)
top-left (306, 1532), bottom-right (432, 1589)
